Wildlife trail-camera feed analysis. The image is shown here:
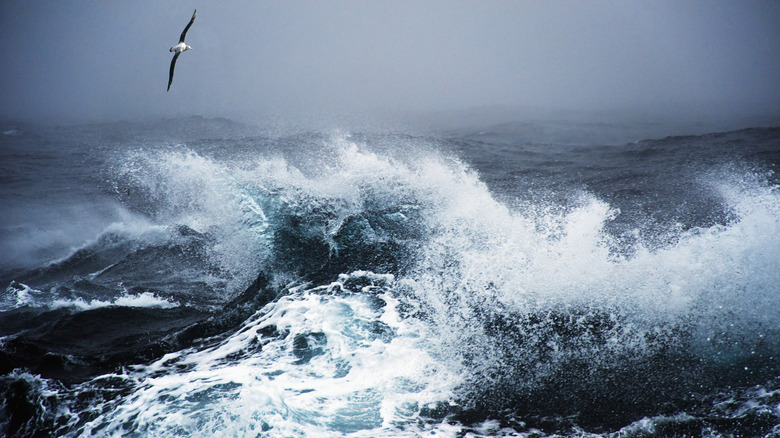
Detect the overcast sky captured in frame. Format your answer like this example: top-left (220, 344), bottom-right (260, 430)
top-left (1, 1), bottom-right (778, 123)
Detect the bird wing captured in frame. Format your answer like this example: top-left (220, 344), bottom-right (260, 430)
top-left (167, 52), bottom-right (180, 91)
top-left (179, 9), bottom-right (197, 43)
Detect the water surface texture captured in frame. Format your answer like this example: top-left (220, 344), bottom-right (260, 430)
top-left (1, 117), bottom-right (779, 437)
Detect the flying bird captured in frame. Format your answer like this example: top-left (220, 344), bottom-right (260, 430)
top-left (167, 9), bottom-right (197, 92)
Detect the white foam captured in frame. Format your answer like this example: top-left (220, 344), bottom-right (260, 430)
top-left (2, 282), bottom-right (44, 310)
top-left (50, 291), bottom-right (180, 310)
top-left (76, 272), bottom-right (457, 437)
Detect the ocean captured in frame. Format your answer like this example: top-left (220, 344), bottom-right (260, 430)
top-left (1, 116), bottom-right (779, 437)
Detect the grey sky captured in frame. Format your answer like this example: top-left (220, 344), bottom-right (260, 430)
top-left (1, 1), bottom-right (778, 123)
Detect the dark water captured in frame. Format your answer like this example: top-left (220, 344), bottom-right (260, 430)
top-left (1, 117), bottom-right (779, 437)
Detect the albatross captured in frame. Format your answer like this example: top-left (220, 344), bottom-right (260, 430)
top-left (167, 9), bottom-right (197, 92)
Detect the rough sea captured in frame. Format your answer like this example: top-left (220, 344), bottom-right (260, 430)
top-left (1, 116), bottom-right (779, 437)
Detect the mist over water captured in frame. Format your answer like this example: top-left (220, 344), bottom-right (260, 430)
top-left (1, 1), bottom-right (779, 123)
